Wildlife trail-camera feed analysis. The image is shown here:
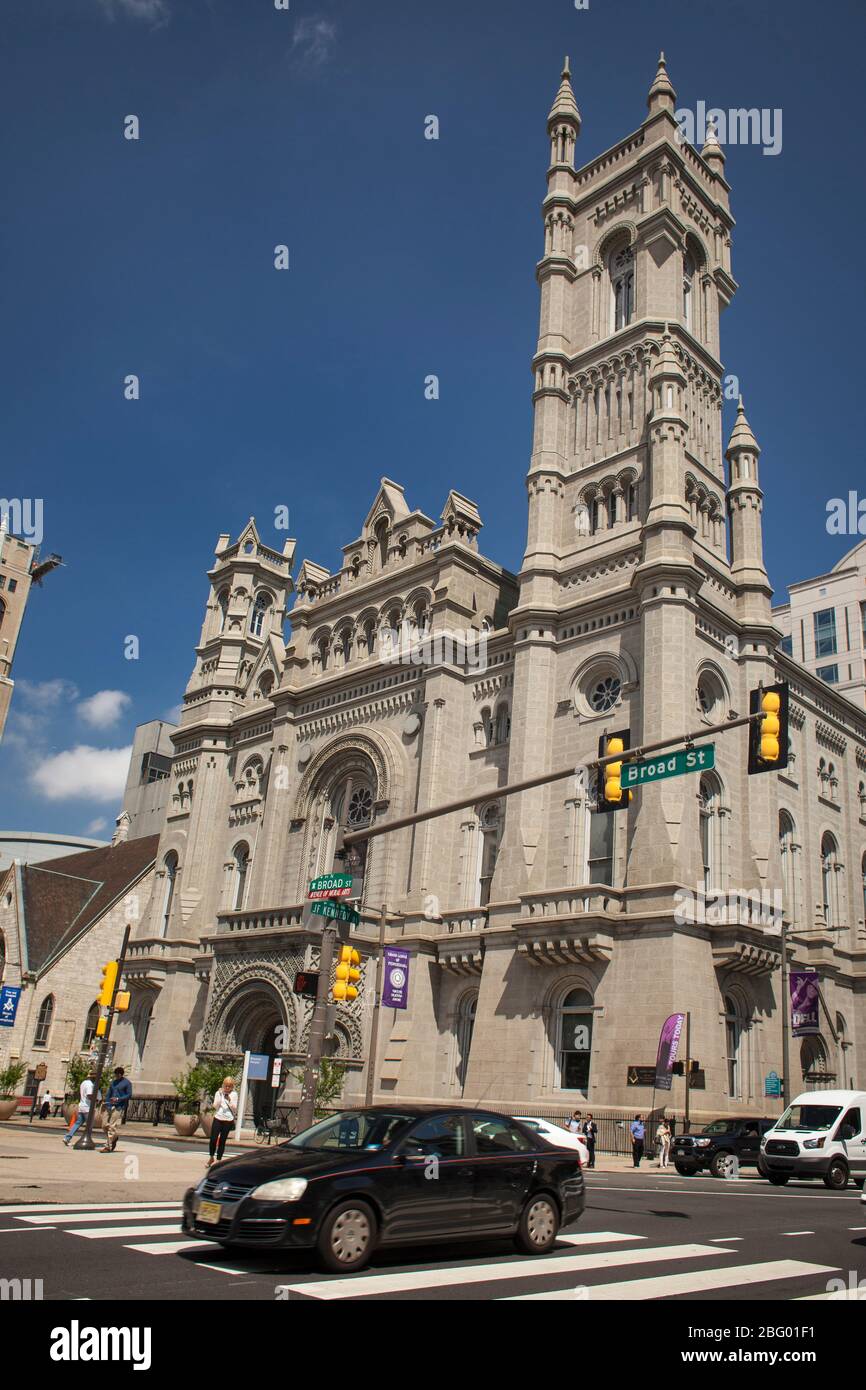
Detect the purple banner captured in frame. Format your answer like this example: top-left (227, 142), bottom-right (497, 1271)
top-left (654, 1012), bottom-right (685, 1091)
top-left (790, 971), bottom-right (820, 1037)
top-left (382, 948), bottom-right (410, 1010)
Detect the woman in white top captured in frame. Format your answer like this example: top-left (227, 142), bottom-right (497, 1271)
top-left (656, 1119), bottom-right (672, 1168)
top-left (208, 1077), bottom-right (238, 1166)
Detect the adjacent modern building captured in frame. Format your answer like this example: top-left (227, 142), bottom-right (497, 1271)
top-left (2, 58), bottom-right (864, 1122)
top-left (773, 539), bottom-right (866, 711)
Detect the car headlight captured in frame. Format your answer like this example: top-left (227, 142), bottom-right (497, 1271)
top-left (250, 1176), bottom-right (309, 1201)
top-left (802, 1138), bottom-right (825, 1150)
top-left (695, 1139), bottom-right (711, 1147)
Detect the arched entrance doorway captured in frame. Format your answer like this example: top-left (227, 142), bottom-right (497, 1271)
top-left (218, 984), bottom-right (286, 1126)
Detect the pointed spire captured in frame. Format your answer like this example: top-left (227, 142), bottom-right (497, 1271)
top-left (650, 328), bottom-right (685, 383)
top-left (647, 51), bottom-right (676, 114)
top-left (726, 396), bottom-right (761, 458)
top-left (701, 113), bottom-right (726, 171)
top-left (547, 54), bottom-right (581, 133)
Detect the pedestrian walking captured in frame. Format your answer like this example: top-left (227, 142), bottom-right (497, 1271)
top-left (582, 1113), bottom-right (598, 1168)
top-left (207, 1077), bottom-right (238, 1167)
top-left (655, 1118), bottom-right (672, 1168)
top-left (39, 1089), bottom-right (52, 1120)
top-left (566, 1109), bottom-right (583, 1134)
top-left (63, 1073), bottom-right (99, 1146)
top-left (100, 1067), bottom-right (132, 1152)
top-left (630, 1114), bottom-right (645, 1167)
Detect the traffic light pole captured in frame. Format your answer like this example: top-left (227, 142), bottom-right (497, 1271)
top-left (74, 924), bottom-right (130, 1151)
top-left (364, 903), bottom-right (389, 1107)
top-left (295, 921), bottom-right (338, 1135)
top-left (781, 920), bottom-right (790, 1109)
top-left (683, 1012), bottom-right (692, 1135)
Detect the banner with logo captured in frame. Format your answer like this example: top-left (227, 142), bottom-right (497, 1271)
top-left (382, 948), bottom-right (409, 1010)
top-left (790, 970), bottom-right (820, 1037)
top-left (654, 1012), bottom-right (686, 1091)
top-left (0, 986), bottom-right (21, 1028)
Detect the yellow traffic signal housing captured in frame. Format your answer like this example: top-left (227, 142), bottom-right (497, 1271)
top-left (333, 945), bottom-right (361, 1002)
top-left (114, 991), bottom-right (131, 1012)
top-left (596, 728), bottom-right (634, 813)
top-left (748, 682), bottom-right (789, 775)
top-left (98, 960), bottom-right (119, 1007)
top-left (96, 1016), bottom-right (107, 1037)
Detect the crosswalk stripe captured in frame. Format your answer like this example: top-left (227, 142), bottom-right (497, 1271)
top-left (0, 1201), bottom-right (175, 1215)
top-left (501, 1260), bottom-right (838, 1300)
top-left (19, 1207), bottom-right (179, 1226)
top-left (555, 1231), bottom-right (644, 1247)
top-left (278, 1241), bottom-right (732, 1301)
top-left (125, 1240), bottom-right (217, 1255)
top-left (66, 1223), bottom-right (183, 1239)
top-left (797, 1286), bottom-right (866, 1301)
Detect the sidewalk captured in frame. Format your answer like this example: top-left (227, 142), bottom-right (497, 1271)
top-left (0, 1118), bottom-right (675, 1205)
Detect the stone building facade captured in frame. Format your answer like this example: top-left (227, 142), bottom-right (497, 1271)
top-left (98, 58), bottom-right (866, 1117)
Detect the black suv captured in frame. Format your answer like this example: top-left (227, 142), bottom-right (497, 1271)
top-left (672, 1118), bottom-right (776, 1177)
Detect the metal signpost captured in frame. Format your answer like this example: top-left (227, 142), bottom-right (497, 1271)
top-left (75, 924), bottom-right (131, 1151)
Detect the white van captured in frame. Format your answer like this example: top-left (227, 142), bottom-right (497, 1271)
top-left (761, 1089), bottom-right (866, 1190)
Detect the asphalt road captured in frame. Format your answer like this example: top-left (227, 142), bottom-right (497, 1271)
top-left (2, 1169), bottom-right (864, 1302)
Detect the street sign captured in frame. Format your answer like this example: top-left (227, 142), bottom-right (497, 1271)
top-left (271, 1058), bottom-right (283, 1090)
top-left (308, 873), bottom-right (353, 900)
top-left (765, 1070), bottom-right (782, 1097)
top-left (627, 1066), bottom-right (657, 1086)
top-left (34, 1063), bottom-right (48, 1081)
top-left (311, 898), bottom-right (361, 926)
top-left (622, 744), bottom-right (715, 788)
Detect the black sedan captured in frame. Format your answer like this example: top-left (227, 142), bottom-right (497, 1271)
top-left (182, 1105), bottom-right (585, 1272)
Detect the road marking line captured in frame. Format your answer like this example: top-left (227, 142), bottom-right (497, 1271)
top-left (781, 1231), bottom-right (815, 1236)
top-left (18, 1207), bottom-right (179, 1226)
top-left (556, 1231), bottom-right (645, 1246)
top-left (66, 1223), bottom-right (182, 1239)
top-left (0, 1201), bottom-right (179, 1214)
top-left (193, 1262), bottom-right (251, 1275)
top-left (0, 1226), bottom-right (55, 1233)
top-left (797, 1287), bottom-right (866, 1301)
top-left (588, 1185), bottom-right (860, 1201)
top-left (124, 1239), bottom-right (214, 1255)
top-left (277, 1242), bottom-right (733, 1300)
top-left (502, 1260), bottom-right (839, 1301)
top-left (848, 1225), bottom-right (866, 1230)
top-left (708, 1237), bottom-right (743, 1242)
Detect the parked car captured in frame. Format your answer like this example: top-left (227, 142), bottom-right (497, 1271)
top-left (513, 1116), bottom-right (589, 1167)
top-left (183, 1105), bottom-right (585, 1272)
top-left (760, 1089), bottom-right (866, 1189)
top-left (671, 1117), bottom-right (775, 1177)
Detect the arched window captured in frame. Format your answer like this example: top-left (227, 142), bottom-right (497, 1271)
top-left (256, 670), bottom-right (275, 700)
top-left (836, 1013), bottom-right (850, 1089)
top-left (338, 627), bottom-right (353, 666)
top-left (315, 772), bottom-right (376, 879)
top-left (135, 998), bottom-right (153, 1061)
top-left (609, 241), bottom-right (635, 332)
top-left (494, 704), bottom-right (510, 745)
top-left (480, 706), bottom-right (493, 748)
top-left (364, 620), bottom-right (376, 658)
top-left (557, 987), bottom-right (594, 1092)
top-left (161, 852), bottom-right (178, 937)
top-left (455, 993), bottom-right (477, 1094)
top-left (821, 833), bottom-right (839, 927)
top-left (683, 251), bottom-right (695, 331)
top-left (587, 778), bottom-right (614, 883)
top-left (800, 1035), bottom-right (832, 1089)
top-left (412, 600), bottom-right (430, 638)
top-left (723, 994), bottom-right (742, 1098)
top-left (250, 592), bottom-right (271, 638)
top-left (0, 598), bottom-right (5, 632)
top-left (779, 811), bottom-right (796, 923)
top-left (375, 517), bottom-right (389, 570)
top-left (318, 636), bottom-right (330, 673)
top-left (34, 995), bottom-right (54, 1048)
top-left (626, 481), bottom-right (638, 521)
top-left (232, 843), bottom-right (250, 911)
top-left (82, 1001), bottom-right (100, 1050)
top-left (699, 774), bottom-right (723, 894)
top-left (477, 803), bottom-right (501, 907)
top-left (217, 590), bottom-right (229, 633)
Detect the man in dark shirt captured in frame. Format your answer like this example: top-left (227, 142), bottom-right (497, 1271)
top-left (100, 1067), bottom-right (132, 1153)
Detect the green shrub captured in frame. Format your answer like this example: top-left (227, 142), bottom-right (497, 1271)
top-left (0, 1061), bottom-right (26, 1098)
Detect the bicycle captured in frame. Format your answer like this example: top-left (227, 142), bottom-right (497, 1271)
top-left (253, 1112), bottom-right (293, 1145)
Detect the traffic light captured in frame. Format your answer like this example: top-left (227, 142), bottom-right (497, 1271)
top-left (748, 682), bottom-right (789, 775)
top-left (98, 961), bottom-right (119, 1007)
top-left (333, 945), bottom-right (361, 1002)
top-left (595, 728), bottom-right (633, 813)
top-left (96, 1016), bottom-right (107, 1037)
top-left (293, 971), bottom-right (320, 998)
top-left (114, 991), bottom-right (130, 1012)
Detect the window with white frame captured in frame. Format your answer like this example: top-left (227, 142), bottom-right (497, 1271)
top-left (586, 784), bottom-right (614, 884)
top-left (476, 803), bottom-right (501, 906)
top-left (609, 242), bottom-right (635, 332)
top-left (232, 843), bottom-right (250, 912)
top-left (557, 988), bottom-right (594, 1092)
top-left (699, 773), bottom-right (723, 894)
top-left (821, 832), bottom-right (840, 927)
top-left (723, 994), bottom-right (743, 1098)
top-left (34, 994), bottom-right (54, 1049)
top-left (250, 591), bottom-right (271, 638)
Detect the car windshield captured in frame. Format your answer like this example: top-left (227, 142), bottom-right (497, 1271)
top-left (286, 1110), bottom-right (416, 1152)
top-left (519, 1120), bottom-right (542, 1132)
top-left (776, 1104), bottom-right (842, 1133)
top-left (700, 1121), bottom-right (737, 1135)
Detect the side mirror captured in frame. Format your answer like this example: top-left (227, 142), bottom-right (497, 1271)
top-left (839, 1125), bottom-right (855, 1142)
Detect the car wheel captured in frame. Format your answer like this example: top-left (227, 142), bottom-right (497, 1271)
top-left (710, 1150), bottom-right (734, 1179)
top-left (515, 1194), bottom-right (560, 1255)
top-left (674, 1163), bottom-right (695, 1177)
top-left (316, 1200), bottom-right (377, 1273)
top-left (823, 1160), bottom-right (849, 1191)
top-left (768, 1173), bottom-right (789, 1186)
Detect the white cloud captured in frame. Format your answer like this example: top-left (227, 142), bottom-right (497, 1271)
top-left (87, 817), bottom-right (109, 834)
top-left (163, 703), bottom-right (182, 725)
top-left (31, 745), bottom-right (132, 802)
top-left (291, 17), bottom-right (337, 68)
top-left (98, 0), bottom-right (170, 23)
top-left (16, 678), bottom-right (79, 710)
top-left (77, 690), bottom-right (132, 729)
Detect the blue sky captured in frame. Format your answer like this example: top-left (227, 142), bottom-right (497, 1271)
top-left (2, 0), bottom-right (864, 838)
